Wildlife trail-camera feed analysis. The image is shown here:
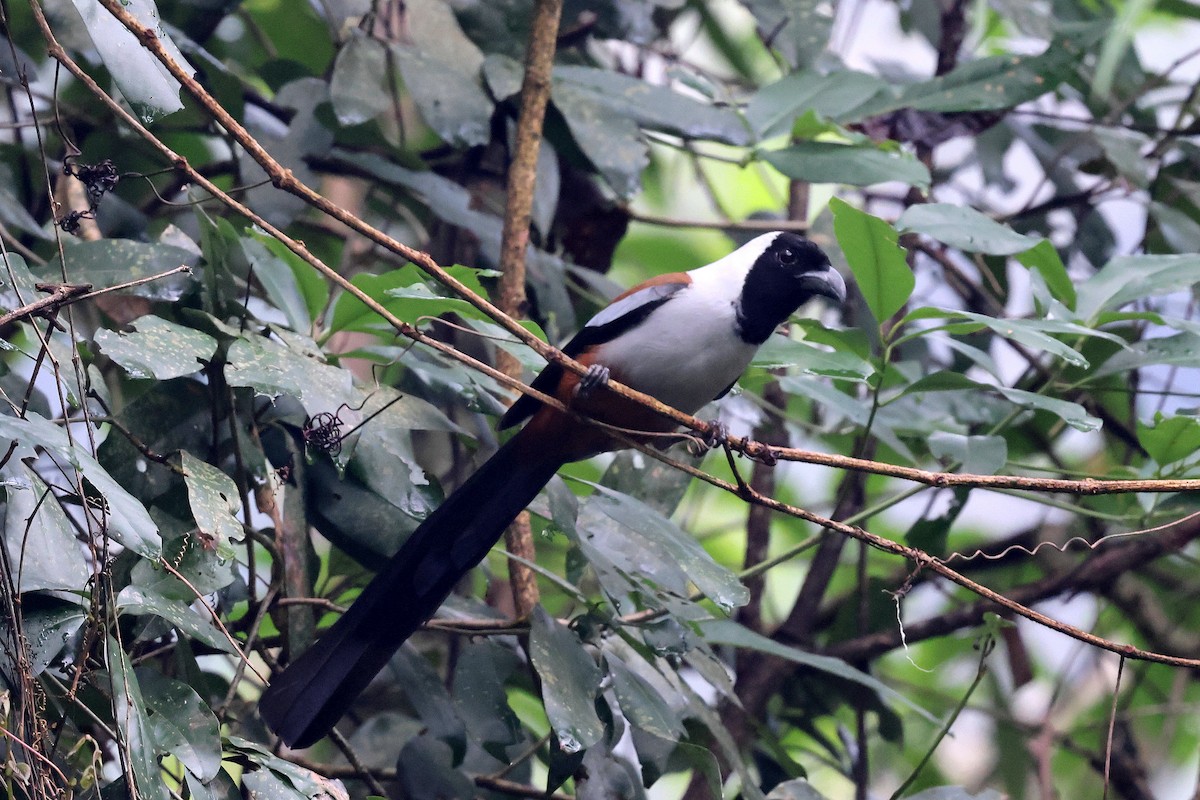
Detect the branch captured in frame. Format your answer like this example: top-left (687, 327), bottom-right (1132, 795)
top-left (0, 283), bottom-right (91, 327)
top-left (496, 0), bottom-right (563, 619)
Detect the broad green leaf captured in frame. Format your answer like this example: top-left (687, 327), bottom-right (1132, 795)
top-left (330, 32), bottom-right (392, 126)
top-left (751, 336), bottom-right (874, 381)
top-left (95, 316), bottom-right (217, 380)
top-left (606, 655), bottom-right (683, 740)
top-left (1076, 254), bottom-right (1200, 322)
top-left (107, 637), bottom-right (169, 800)
top-left (243, 230), bottom-right (329, 333)
top-left (927, 309), bottom-right (1091, 368)
top-left (42, 240), bottom-right (199, 301)
top-left (552, 75), bottom-right (649, 198)
top-left (994, 386), bottom-right (1100, 432)
top-left (829, 197), bottom-right (914, 322)
top-left (117, 583), bottom-right (235, 653)
top-left (0, 413), bottom-right (160, 558)
top-left (225, 333), bottom-right (353, 417)
top-left (897, 373), bottom-right (1100, 432)
top-left (581, 481), bottom-right (749, 612)
top-left (906, 788), bottom-right (1004, 800)
top-left (0, 184), bottom-right (51, 240)
top-left (928, 432), bottom-right (1008, 476)
top-left (743, 0), bottom-right (833, 70)
top-left (897, 203), bottom-right (1041, 255)
top-left (22, 601), bottom-right (87, 675)
top-left (779, 375), bottom-right (916, 461)
top-left (862, 26), bottom-right (1098, 116)
top-left (389, 646), bottom-right (467, 753)
top-left (1137, 413), bottom-right (1200, 466)
top-left (391, 0), bottom-right (490, 147)
top-left (225, 736), bottom-right (348, 798)
top-left (71, 0), bottom-right (184, 122)
top-left (137, 669), bottom-right (222, 782)
top-left (330, 263), bottom-right (497, 332)
top-left (553, 65), bottom-right (751, 146)
top-left (2, 464), bottom-right (90, 592)
top-left (1017, 239), bottom-right (1076, 309)
top-left (529, 606), bottom-right (605, 752)
top-left (698, 619), bottom-right (936, 721)
top-left (181, 452), bottom-right (243, 560)
top-left (453, 640), bottom-right (522, 760)
top-left (1094, 332), bottom-right (1200, 378)
top-left (746, 70), bottom-right (889, 137)
top-left (764, 142), bottom-right (931, 189)
top-left (766, 779), bottom-right (831, 800)
top-left (397, 734), bottom-right (477, 799)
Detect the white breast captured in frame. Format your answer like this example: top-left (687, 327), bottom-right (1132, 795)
top-left (591, 261), bottom-right (760, 414)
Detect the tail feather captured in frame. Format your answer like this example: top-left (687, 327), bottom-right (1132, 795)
top-left (259, 433), bottom-right (562, 748)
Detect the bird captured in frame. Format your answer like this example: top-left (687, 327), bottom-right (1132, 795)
top-left (258, 231), bottom-right (846, 748)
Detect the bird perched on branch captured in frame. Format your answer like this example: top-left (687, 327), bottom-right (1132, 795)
top-left (259, 231), bottom-right (846, 748)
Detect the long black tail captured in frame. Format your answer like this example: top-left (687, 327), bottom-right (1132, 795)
top-left (259, 433), bottom-right (562, 748)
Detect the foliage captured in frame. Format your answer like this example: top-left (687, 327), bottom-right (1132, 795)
top-left (1, 1), bottom-right (1199, 799)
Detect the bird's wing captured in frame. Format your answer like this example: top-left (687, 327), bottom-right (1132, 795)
top-left (499, 275), bottom-right (691, 430)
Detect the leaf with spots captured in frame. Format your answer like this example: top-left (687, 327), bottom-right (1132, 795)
top-left (106, 636), bottom-right (170, 800)
top-left (0, 413), bottom-right (160, 558)
top-left (224, 332), bottom-right (354, 418)
top-left (529, 606), bottom-right (605, 753)
top-left (96, 316), bottom-right (217, 380)
top-left (137, 669), bottom-right (222, 782)
top-left (42, 240), bottom-right (199, 301)
top-left (181, 452), bottom-right (243, 559)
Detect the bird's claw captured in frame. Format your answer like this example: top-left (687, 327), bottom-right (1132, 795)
top-left (688, 420), bottom-right (729, 456)
top-left (574, 364), bottom-right (611, 400)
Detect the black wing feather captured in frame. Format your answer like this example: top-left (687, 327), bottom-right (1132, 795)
top-left (499, 281), bottom-right (688, 429)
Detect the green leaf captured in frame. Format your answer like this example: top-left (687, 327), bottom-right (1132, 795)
top-left (897, 203), bottom-right (1041, 255)
top-left (106, 636), bottom-right (169, 800)
top-left (243, 230), bottom-right (329, 333)
top-left (905, 788), bottom-right (1004, 800)
top-left (0, 413), bottom-right (160, 558)
top-left (751, 336), bottom-right (874, 381)
top-left (452, 640), bottom-right (522, 760)
top-left (390, 0), bottom-right (491, 147)
top-left (698, 619), bottom-right (936, 722)
top-left (225, 736), bottom-right (348, 798)
top-left (551, 73), bottom-right (650, 198)
top-left (2, 464), bottom-right (90, 592)
top-left (330, 32), bottom-right (392, 126)
top-left (606, 655), bottom-right (683, 740)
top-left (743, 0), bottom-right (834, 70)
top-left (1076, 254), bottom-right (1200, 322)
top-left (553, 65), bottom-right (751, 146)
top-left (1138, 413), bottom-right (1200, 466)
top-left (745, 70), bottom-right (890, 138)
top-left (0, 183), bottom-right (51, 240)
top-left (1016, 240), bottom-right (1076, 309)
top-left (764, 142), bottom-right (931, 189)
top-left (224, 333), bottom-right (354, 417)
top-left (529, 606), bottom-right (605, 752)
top-left (766, 779), bottom-right (831, 800)
top-left (1095, 332), bottom-right (1200, 378)
top-left (928, 432), bottom-right (1008, 475)
top-left (70, 0), bottom-right (184, 122)
top-left (924, 309), bottom-right (1091, 368)
top-left (994, 386), bottom-right (1100, 432)
top-left (580, 481), bottom-right (750, 612)
top-left (181, 452), bottom-right (243, 560)
top-left (117, 583), bottom-right (235, 653)
top-left (829, 197), bottom-right (914, 323)
top-left (137, 669), bottom-right (222, 782)
top-left (95, 316), bottom-right (217, 380)
top-left (42, 239), bottom-right (199, 300)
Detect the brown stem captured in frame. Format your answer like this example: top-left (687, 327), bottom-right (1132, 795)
top-left (496, 0), bottom-right (564, 619)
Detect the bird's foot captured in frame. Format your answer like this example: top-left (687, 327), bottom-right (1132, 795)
top-left (688, 420), bottom-right (729, 456)
top-left (574, 364), bottom-right (611, 400)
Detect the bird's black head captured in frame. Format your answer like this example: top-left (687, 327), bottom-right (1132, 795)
top-left (735, 232), bottom-right (845, 344)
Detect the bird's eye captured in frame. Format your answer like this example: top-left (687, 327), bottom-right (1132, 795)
top-left (778, 247), bottom-right (797, 265)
